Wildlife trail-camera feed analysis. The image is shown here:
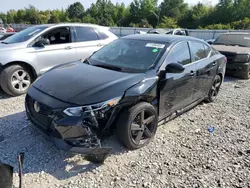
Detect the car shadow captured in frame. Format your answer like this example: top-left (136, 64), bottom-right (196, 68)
top-left (0, 111), bottom-right (126, 180)
top-left (0, 88), bottom-right (10, 100)
top-left (223, 76), bottom-right (240, 82)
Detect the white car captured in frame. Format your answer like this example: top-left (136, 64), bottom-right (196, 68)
top-left (0, 23), bottom-right (118, 96)
top-left (0, 27), bottom-right (6, 33)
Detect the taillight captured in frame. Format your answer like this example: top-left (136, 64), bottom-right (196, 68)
top-left (224, 57), bottom-right (227, 63)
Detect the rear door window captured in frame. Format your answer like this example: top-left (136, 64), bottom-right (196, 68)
top-left (190, 42), bottom-right (207, 61)
top-left (203, 44), bottom-right (211, 56)
top-left (167, 42), bottom-right (191, 65)
top-left (74, 27), bottom-right (100, 42)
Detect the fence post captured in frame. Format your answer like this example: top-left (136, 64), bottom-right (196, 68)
top-left (212, 30), bottom-right (216, 39)
top-left (120, 27), bottom-right (122, 37)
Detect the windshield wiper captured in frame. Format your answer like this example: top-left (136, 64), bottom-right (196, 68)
top-left (1, 41), bottom-right (8, 44)
top-left (94, 64), bottom-right (122, 71)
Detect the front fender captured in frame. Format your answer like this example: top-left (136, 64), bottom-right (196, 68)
top-left (123, 76), bottom-right (159, 110)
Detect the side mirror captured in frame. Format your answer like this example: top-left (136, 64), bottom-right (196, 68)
top-left (35, 38), bottom-right (50, 47)
top-left (165, 62), bottom-right (185, 73)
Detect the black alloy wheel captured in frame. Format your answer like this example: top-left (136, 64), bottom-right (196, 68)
top-left (130, 109), bottom-right (156, 146)
top-left (116, 102), bottom-right (158, 150)
top-left (206, 75), bottom-right (222, 103)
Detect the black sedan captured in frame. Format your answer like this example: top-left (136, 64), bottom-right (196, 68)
top-left (25, 34), bottom-right (226, 160)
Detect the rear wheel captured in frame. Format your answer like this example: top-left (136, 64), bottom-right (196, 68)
top-left (116, 102), bottom-right (158, 150)
top-left (0, 65), bottom-right (32, 96)
top-left (205, 75), bottom-right (222, 103)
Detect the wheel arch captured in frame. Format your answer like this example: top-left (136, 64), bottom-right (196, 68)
top-left (1, 61), bottom-right (37, 80)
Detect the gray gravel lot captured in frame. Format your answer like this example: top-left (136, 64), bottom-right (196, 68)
top-left (0, 77), bottom-right (250, 188)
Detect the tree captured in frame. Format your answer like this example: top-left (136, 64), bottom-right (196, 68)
top-left (67, 2), bottom-right (85, 20)
top-left (159, 16), bottom-right (178, 28)
top-left (0, 13), bottom-right (7, 24)
top-left (82, 14), bottom-right (96, 24)
top-left (24, 5), bottom-right (40, 24)
top-left (14, 9), bottom-right (26, 23)
top-left (7, 10), bottom-right (17, 23)
top-left (159, 0), bottom-right (188, 20)
top-left (129, 0), bottom-right (158, 27)
top-left (48, 13), bottom-right (60, 23)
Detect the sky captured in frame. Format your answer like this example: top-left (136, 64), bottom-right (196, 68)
top-left (0, 0), bottom-right (219, 13)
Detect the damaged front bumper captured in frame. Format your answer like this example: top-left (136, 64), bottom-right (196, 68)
top-left (226, 62), bottom-right (250, 76)
top-left (25, 94), bottom-right (115, 163)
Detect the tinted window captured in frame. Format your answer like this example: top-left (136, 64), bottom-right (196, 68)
top-left (89, 39), bottom-right (166, 73)
top-left (214, 34), bottom-right (250, 47)
top-left (75, 27), bottom-right (99, 42)
top-left (41, 27), bottom-right (70, 45)
top-left (204, 44), bottom-right (211, 56)
top-left (97, 31), bottom-right (109, 39)
top-left (167, 42), bottom-right (191, 65)
top-left (3, 25), bottom-right (48, 44)
top-left (191, 42), bottom-right (207, 61)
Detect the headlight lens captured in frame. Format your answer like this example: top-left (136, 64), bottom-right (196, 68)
top-left (234, 54), bottom-right (250, 62)
top-left (63, 97), bottom-right (121, 116)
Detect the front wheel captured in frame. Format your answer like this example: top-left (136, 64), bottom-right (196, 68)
top-left (205, 75), bottom-right (222, 103)
top-left (0, 65), bottom-right (32, 96)
top-left (116, 102), bottom-right (158, 150)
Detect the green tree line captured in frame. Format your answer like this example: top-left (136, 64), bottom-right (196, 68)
top-left (1, 0), bottom-right (250, 29)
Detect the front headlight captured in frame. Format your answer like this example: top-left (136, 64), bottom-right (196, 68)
top-left (234, 54), bottom-right (250, 62)
top-left (63, 97), bottom-right (122, 117)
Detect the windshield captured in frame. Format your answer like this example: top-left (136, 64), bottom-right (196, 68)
top-left (214, 34), bottom-right (250, 47)
top-left (89, 39), bottom-right (167, 73)
top-left (3, 26), bottom-right (48, 44)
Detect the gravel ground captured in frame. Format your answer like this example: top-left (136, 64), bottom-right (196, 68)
top-left (0, 77), bottom-right (249, 188)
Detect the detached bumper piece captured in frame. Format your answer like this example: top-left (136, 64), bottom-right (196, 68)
top-left (25, 95), bottom-right (112, 164)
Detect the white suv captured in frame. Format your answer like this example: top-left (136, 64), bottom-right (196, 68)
top-left (0, 23), bottom-right (117, 96)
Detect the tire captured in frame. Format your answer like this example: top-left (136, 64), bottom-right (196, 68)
top-left (116, 102), bottom-right (158, 150)
top-left (240, 69), bottom-right (250, 79)
top-left (205, 75), bottom-right (222, 103)
top-left (0, 164), bottom-right (13, 188)
top-left (0, 65), bottom-right (32, 96)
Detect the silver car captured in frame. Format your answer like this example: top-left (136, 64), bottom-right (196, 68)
top-left (0, 23), bottom-right (117, 96)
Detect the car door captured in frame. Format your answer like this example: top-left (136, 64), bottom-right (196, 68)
top-left (71, 26), bottom-right (105, 60)
top-left (34, 26), bottom-right (77, 74)
top-left (189, 41), bottom-right (218, 100)
top-left (158, 41), bottom-right (196, 120)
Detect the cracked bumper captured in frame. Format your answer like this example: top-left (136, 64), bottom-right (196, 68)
top-left (25, 92), bottom-right (113, 163)
top-left (226, 62), bottom-right (250, 75)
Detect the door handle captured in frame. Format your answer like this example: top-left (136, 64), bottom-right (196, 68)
top-left (189, 71), bottom-right (195, 77)
top-left (97, 43), bottom-right (104, 47)
top-left (65, 46), bottom-right (73, 50)
top-left (212, 62), bottom-right (217, 66)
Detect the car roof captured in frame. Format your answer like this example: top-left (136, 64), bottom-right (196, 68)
top-left (122, 34), bottom-right (203, 44)
top-left (32, 23), bottom-right (108, 29)
top-left (221, 32), bottom-right (250, 35)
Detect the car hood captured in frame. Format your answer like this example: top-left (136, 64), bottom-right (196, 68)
top-left (32, 61), bottom-right (145, 105)
top-left (0, 42), bottom-right (25, 51)
top-left (212, 44), bottom-right (250, 54)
